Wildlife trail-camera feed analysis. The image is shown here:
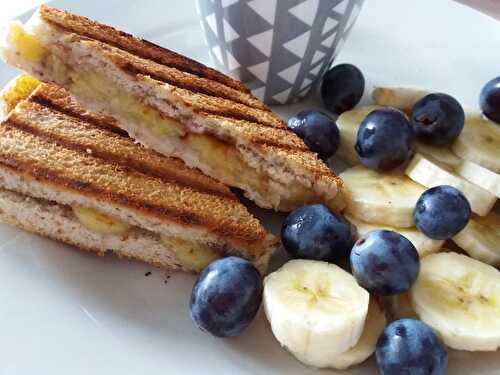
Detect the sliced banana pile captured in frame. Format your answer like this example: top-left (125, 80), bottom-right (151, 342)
top-left (264, 85), bottom-right (499, 371)
top-left (338, 87), bottom-right (498, 265)
top-left (410, 252), bottom-right (500, 351)
top-left (263, 260), bottom-right (372, 368)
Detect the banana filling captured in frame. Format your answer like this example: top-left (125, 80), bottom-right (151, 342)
top-left (72, 205), bottom-right (131, 235)
top-left (1, 75), bottom-right (41, 113)
top-left (71, 205), bottom-right (221, 271)
top-left (10, 23), bottom-right (45, 62)
top-left (7, 23), bottom-right (317, 209)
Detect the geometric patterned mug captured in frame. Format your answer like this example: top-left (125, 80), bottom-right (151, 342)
top-left (196, 0), bottom-right (365, 105)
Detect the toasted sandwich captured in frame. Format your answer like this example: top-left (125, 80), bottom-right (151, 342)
top-left (0, 5), bottom-right (344, 212)
top-left (0, 75), bottom-right (277, 273)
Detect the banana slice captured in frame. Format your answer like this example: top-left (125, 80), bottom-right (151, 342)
top-left (340, 166), bottom-right (426, 228)
top-left (452, 113), bottom-right (500, 173)
top-left (405, 153), bottom-right (496, 216)
top-left (415, 142), bottom-right (462, 169)
top-left (415, 143), bottom-right (500, 198)
top-left (346, 215), bottom-right (443, 258)
top-left (455, 160), bottom-right (500, 198)
top-left (328, 297), bottom-right (387, 370)
top-left (452, 212), bottom-right (500, 266)
top-left (336, 105), bottom-right (381, 165)
top-left (372, 86), bottom-right (430, 113)
top-left (72, 205), bottom-right (130, 235)
top-left (410, 252), bottom-right (500, 351)
top-left (263, 259), bottom-right (370, 368)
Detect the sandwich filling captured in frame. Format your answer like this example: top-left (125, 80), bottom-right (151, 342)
top-left (72, 205), bottom-right (220, 271)
top-left (2, 19), bottom-right (339, 212)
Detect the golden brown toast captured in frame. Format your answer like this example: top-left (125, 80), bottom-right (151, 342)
top-left (0, 82), bottom-right (274, 260)
top-left (0, 6), bottom-right (344, 211)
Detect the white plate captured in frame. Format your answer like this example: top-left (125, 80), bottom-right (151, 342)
top-left (0, 0), bottom-right (499, 374)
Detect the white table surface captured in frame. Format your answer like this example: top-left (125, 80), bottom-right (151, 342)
top-left (0, 1), bottom-right (498, 375)
top-left (0, 1), bottom-right (44, 22)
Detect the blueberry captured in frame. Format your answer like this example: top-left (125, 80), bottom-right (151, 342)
top-left (414, 185), bottom-right (471, 240)
top-left (281, 204), bottom-right (354, 262)
top-left (480, 77), bottom-right (500, 124)
top-left (321, 63), bottom-right (365, 115)
top-left (288, 110), bottom-right (340, 159)
top-left (350, 230), bottom-right (419, 295)
top-left (189, 256), bottom-right (262, 337)
top-left (376, 319), bottom-right (448, 375)
top-left (410, 93), bottom-right (465, 145)
top-left (355, 108), bottom-right (414, 171)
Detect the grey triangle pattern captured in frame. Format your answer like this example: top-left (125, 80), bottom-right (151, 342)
top-left (197, 0), bottom-right (365, 105)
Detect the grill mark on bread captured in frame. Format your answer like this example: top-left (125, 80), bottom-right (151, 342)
top-left (0, 122), bottom-right (265, 246)
top-left (113, 59), bottom-right (264, 109)
top-left (190, 105), bottom-right (285, 130)
top-left (39, 5), bottom-right (250, 94)
top-left (30, 94), bottom-right (129, 137)
top-left (8, 100), bottom-right (236, 199)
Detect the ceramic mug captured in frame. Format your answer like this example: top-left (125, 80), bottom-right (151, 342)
top-left (197, 0), bottom-right (365, 105)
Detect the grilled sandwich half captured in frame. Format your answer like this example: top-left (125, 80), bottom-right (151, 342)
top-left (0, 5), bottom-right (344, 212)
top-left (0, 75), bottom-right (277, 273)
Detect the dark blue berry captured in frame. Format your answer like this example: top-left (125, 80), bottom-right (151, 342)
top-left (415, 185), bottom-right (471, 240)
top-left (321, 63), bottom-right (365, 114)
top-left (376, 319), bottom-right (448, 375)
top-left (288, 110), bottom-right (340, 159)
top-left (350, 230), bottom-right (419, 295)
top-left (355, 108), bottom-right (414, 171)
top-left (480, 77), bottom-right (500, 124)
top-left (281, 204), bottom-right (354, 262)
top-left (411, 93), bottom-right (465, 145)
top-left (189, 257), bottom-right (262, 337)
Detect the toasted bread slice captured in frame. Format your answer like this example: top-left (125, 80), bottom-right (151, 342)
top-left (0, 78), bottom-right (277, 271)
top-left (0, 6), bottom-right (344, 212)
